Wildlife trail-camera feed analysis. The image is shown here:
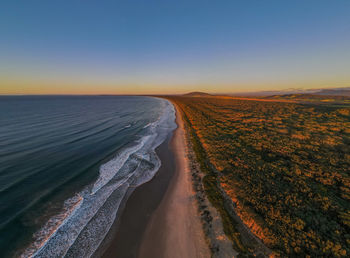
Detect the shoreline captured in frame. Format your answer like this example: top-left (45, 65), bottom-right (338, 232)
top-left (100, 133), bottom-right (175, 258)
top-left (138, 102), bottom-right (210, 258)
top-left (100, 102), bottom-right (209, 258)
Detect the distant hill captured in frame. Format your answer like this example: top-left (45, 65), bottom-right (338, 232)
top-left (230, 88), bottom-right (319, 97)
top-left (182, 92), bottom-right (212, 97)
top-left (314, 88), bottom-right (350, 96)
top-left (265, 93), bottom-right (350, 101)
top-left (231, 87), bottom-right (350, 97)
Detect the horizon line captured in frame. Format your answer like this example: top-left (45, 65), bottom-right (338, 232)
top-left (1, 85), bottom-right (349, 97)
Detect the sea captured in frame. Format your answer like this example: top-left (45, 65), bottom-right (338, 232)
top-left (0, 95), bottom-right (176, 257)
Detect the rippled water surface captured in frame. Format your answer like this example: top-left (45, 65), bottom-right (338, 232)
top-left (0, 95), bottom-right (176, 257)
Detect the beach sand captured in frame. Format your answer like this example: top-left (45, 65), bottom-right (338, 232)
top-left (101, 103), bottom-right (209, 258)
top-left (138, 104), bottom-right (210, 258)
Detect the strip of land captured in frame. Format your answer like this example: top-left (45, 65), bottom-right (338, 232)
top-left (138, 103), bottom-right (210, 258)
top-left (100, 134), bottom-right (176, 258)
top-left (101, 102), bottom-right (210, 258)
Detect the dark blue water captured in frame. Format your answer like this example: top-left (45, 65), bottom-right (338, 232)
top-left (0, 95), bottom-right (176, 257)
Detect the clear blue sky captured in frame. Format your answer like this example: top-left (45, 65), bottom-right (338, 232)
top-left (1, 0), bottom-right (349, 94)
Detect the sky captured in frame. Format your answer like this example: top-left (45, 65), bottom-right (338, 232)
top-left (1, 0), bottom-right (350, 94)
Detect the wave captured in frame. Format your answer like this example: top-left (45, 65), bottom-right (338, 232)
top-left (90, 137), bottom-right (149, 194)
top-left (19, 98), bottom-right (176, 258)
top-left (143, 122), bottom-right (152, 129)
top-left (19, 195), bottom-right (83, 258)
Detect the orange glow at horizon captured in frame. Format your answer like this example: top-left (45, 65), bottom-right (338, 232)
top-left (1, 78), bottom-right (349, 95)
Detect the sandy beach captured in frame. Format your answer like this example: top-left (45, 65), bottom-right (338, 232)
top-left (101, 102), bottom-right (209, 258)
top-left (138, 103), bottom-right (210, 258)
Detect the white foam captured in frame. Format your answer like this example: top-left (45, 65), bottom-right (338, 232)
top-left (143, 122), bottom-right (152, 129)
top-left (90, 137), bottom-right (149, 194)
top-left (19, 194), bottom-right (83, 258)
top-left (21, 98), bottom-right (176, 258)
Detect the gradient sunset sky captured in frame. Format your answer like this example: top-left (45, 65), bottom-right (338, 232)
top-left (1, 1), bottom-right (350, 94)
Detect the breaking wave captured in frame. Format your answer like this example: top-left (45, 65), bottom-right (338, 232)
top-left (19, 98), bottom-right (176, 258)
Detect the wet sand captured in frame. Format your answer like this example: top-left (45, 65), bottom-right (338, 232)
top-left (138, 103), bottom-right (210, 258)
top-left (101, 134), bottom-right (175, 258)
top-left (101, 103), bottom-right (209, 258)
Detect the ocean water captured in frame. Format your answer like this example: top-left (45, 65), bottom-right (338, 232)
top-left (0, 95), bottom-right (176, 257)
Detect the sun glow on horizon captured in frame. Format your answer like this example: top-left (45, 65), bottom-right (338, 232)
top-left (1, 1), bottom-right (350, 94)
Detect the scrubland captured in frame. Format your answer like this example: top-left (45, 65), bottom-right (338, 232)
top-left (167, 96), bottom-right (350, 257)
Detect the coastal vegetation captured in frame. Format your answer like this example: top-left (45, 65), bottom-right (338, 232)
top-left (167, 96), bottom-right (350, 257)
